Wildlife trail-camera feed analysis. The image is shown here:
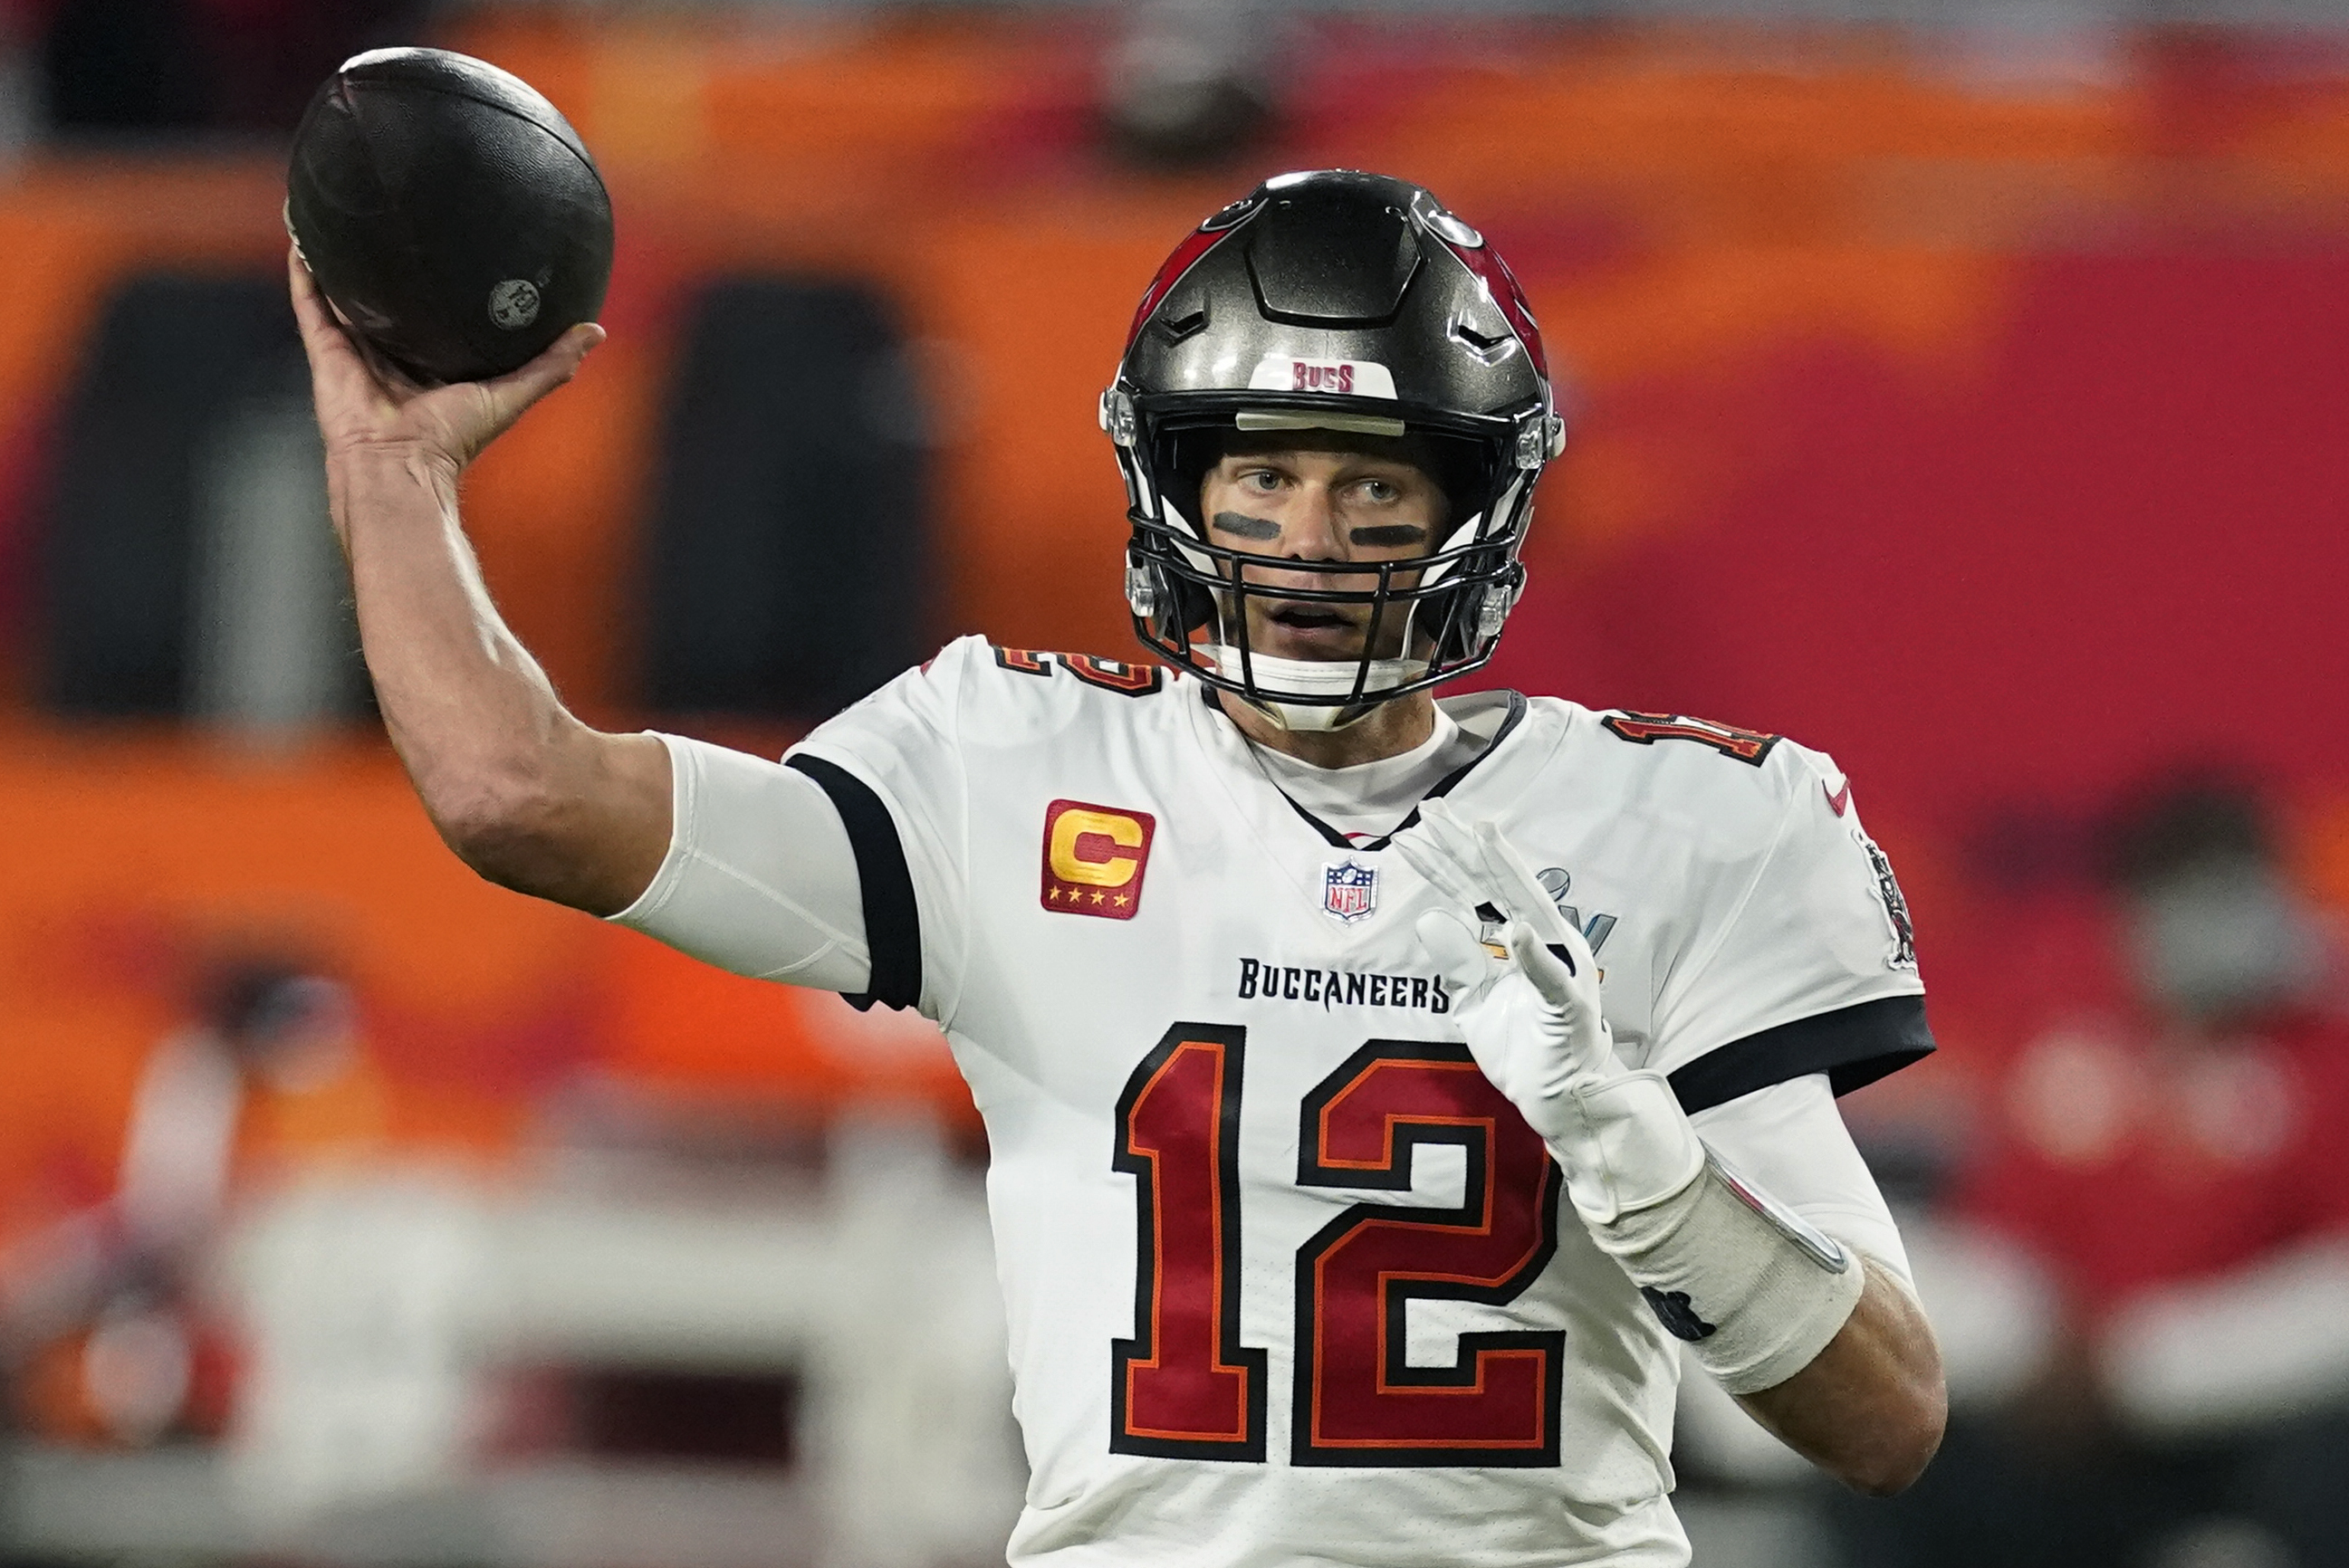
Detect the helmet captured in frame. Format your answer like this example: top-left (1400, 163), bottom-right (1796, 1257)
top-left (1104, 169), bottom-right (1564, 731)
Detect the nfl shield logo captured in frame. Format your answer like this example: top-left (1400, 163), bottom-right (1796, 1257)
top-left (1321, 859), bottom-right (1379, 924)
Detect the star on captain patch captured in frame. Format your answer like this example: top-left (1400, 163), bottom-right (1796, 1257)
top-left (1321, 859), bottom-right (1379, 924)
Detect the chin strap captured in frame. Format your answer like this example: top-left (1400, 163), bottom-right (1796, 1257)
top-left (1198, 645), bottom-right (1427, 732)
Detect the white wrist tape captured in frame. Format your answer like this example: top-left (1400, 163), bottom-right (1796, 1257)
top-left (1548, 1069), bottom-right (1708, 1225)
top-left (1575, 1134), bottom-right (1866, 1396)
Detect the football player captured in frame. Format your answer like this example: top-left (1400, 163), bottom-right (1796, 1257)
top-left (290, 169), bottom-right (1944, 1566)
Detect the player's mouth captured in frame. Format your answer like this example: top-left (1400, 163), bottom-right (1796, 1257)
top-left (1256, 601), bottom-right (1364, 657)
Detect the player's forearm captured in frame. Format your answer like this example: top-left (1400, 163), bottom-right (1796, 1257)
top-left (330, 441), bottom-right (666, 912)
top-left (1735, 1258), bottom-right (1946, 1495)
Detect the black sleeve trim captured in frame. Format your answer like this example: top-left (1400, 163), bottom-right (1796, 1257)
top-left (1666, 994), bottom-right (1933, 1116)
top-left (785, 754), bottom-right (923, 1014)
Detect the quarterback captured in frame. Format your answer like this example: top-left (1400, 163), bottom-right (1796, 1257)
top-left (292, 170), bottom-right (1944, 1564)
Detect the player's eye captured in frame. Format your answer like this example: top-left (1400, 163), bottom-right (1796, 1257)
top-left (1357, 478), bottom-right (1399, 503)
top-left (1241, 467), bottom-right (1283, 491)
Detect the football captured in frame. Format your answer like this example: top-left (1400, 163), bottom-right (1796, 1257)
top-left (285, 47), bottom-right (614, 386)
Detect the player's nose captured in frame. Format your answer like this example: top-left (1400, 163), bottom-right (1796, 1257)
top-left (1279, 482), bottom-right (1346, 563)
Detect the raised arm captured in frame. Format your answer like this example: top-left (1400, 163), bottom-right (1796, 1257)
top-left (290, 247), bottom-right (668, 914)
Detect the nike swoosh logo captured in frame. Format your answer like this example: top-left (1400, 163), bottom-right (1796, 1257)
top-left (1824, 779), bottom-right (1852, 817)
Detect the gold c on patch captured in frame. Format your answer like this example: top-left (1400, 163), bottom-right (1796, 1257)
top-left (1040, 799), bottom-right (1155, 920)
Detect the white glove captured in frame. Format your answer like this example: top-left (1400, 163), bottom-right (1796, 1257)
top-left (1396, 800), bottom-right (1703, 1225)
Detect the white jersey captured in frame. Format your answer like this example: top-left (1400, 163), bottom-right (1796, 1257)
top-left (716, 636), bottom-right (1930, 1568)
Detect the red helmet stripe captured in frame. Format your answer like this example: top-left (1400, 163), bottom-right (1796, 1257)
top-left (1437, 237), bottom-right (1548, 382)
top-left (1127, 225), bottom-right (1236, 351)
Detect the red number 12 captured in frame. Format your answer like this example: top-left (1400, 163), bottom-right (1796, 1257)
top-left (1111, 1024), bottom-right (1564, 1468)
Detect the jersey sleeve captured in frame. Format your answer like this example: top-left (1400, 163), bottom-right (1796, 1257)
top-left (1648, 745), bottom-right (1932, 1114)
top-left (781, 636), bottom-right (979, 1021)
top-left (606, 732), bottom-right (872, 996)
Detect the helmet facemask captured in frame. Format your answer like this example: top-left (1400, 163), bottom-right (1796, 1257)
top-left (1122, 411), bottom-right (1530, 731)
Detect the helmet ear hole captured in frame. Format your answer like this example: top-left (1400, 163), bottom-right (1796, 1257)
top-left (1474, 570), bottom-right (1520, 642)
top-left (1124, 559), bottom-right (1160, 619)
top-left (1127, 551), bottom-right (1217, 646)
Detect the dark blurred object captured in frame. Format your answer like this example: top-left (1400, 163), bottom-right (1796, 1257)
top-left (37, 271), bottom-right (368, 727)
top-left (38, 0), bottom-right (207, 130)
top-left (2100, 773), bottom-right (2324, 1028)
top-left (646, 278), bottom-right (932, 722)
top-left (1099, 0), bottom-right (1276, 171)
top-left (1832, 1410), bottom-right (2349, 1568)
top-left (38, 0), bottom-right (424, 136)
top-left (574, 1368), bottom-right (799, 1466)
top-left (199, 957), bottom-right (355, 1070)
top-left (41, 273), bottom-right (299, 716)
top-left (2099, 771), bottom-right (2274, 892)
top-left (1964, 770), bottom-right (2285, 899)
top-left (287, 47), bottom-right (613, 386)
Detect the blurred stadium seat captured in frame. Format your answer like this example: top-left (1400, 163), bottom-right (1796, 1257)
top-left (37, 270), bottom-right (358, 724)
top-left (646, 277), bottom-right (933, 721)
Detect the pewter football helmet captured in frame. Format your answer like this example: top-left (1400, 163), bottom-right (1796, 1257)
top-left (1105, 170), bottom-right (1565, 731)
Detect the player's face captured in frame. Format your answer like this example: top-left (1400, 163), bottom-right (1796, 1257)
top-left (1198, 440), bottom-right (1450, 664)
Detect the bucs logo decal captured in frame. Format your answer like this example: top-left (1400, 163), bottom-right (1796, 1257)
top-left (1042, 800), bottom-right (1156, 920)
top-left (1247, 355), bottom-right (1398, 400)
top-left (1857, 832), bottom-right (1918, 970)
